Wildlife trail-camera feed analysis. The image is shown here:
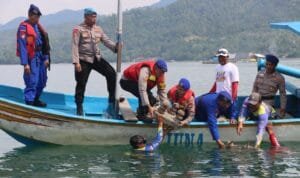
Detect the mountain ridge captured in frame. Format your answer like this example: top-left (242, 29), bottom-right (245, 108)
top-left (0, 0), bottom-right (300, 64)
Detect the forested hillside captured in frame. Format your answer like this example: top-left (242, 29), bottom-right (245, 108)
top-left (1, 0), bottom-right (300, 64)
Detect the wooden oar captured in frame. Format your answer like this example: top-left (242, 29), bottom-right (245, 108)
top-left (115, 0), bottom-right (123, 116)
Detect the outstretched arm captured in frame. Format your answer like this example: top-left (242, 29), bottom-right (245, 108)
top-left (144, 117), bottom-right (164, 151)
top-left (209, 82), bottom-right (216, 93)
top-left (179, 96), bottom-right (195, 126)
top-left (206, 107), bottom-right (220, 141)
top-left (237, 98), bottom-right (249, 135)
top-left (100, 28), bottom-right (117, 53)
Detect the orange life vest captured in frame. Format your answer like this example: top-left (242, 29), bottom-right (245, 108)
top-left (123, 60), bottom-right (165, 90)
top-left (16, 21), bottom-right (38, 60)
top-left (168, 85), bottom-right (195, 106)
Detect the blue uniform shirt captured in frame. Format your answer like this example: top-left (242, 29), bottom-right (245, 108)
top-left (17, 21), bottom-right (48, 65)
top-left (195, 93), bottom-right (234, 141)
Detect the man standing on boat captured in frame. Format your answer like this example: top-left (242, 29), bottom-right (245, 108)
top-left (194, 91), bottom-right (234, 148)
top-left (16, 4), bottom-right (51, 107)
top-left (209, 48), bottom-right (239, 123)
top-left (72, 8), bottom-right (119, 116)
top-left (252, 54), bottom-right (286, 118)
top-left (120, 59), bottom-right (168, 121)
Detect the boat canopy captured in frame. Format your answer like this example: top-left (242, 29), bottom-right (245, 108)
top-left (270, 21), bottom-right (300, 36)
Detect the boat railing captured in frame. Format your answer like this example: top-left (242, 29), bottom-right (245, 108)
top-left (257, 59), bottom-right (300, 99)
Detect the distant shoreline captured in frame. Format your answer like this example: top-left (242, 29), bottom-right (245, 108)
top-left (0, 58), bottom-right (299, 65)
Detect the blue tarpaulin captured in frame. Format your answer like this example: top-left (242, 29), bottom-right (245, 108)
top-left (270, 21), bottom-right (300, 36)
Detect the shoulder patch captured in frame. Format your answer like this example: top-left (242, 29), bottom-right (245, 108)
top-left (19, 25), bottom-right (26, 31)
top-left (73, 28), bottom-right (80, 37)
top-left (20, 32), bottom-right (26, 39)
top-left (18, 25), bottom-right (26, 39)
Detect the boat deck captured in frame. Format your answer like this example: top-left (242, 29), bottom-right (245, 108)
top-left (0, 84), bottom-right (300, 123)
top-left (0, 85), bottom-right (139, 121)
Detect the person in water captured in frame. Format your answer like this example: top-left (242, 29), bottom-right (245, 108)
top-left (130, 116), bottom-right (164, 151)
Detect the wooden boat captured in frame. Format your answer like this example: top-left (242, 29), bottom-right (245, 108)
top-left (0, 79), bottom-right (299, 146)
top-left (1, 19), bottom-right (300, 146)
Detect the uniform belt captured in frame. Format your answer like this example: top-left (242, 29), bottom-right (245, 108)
top-left (261, 96), bottom-right (275, 100)
top-left (79, 51), bottom-right (95, 56)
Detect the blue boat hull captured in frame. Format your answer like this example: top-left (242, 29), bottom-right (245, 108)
top-left (0, 84), bottom-right (300, 145)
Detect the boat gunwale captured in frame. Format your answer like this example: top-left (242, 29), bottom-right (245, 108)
top-left (1, 96), bottom-right (300, 128)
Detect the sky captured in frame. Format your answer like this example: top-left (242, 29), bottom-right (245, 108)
top-left (0, 0), bottom-right (160, 24)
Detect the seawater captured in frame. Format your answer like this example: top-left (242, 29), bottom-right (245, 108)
top-left (0, 61), bottom-right (300, 177)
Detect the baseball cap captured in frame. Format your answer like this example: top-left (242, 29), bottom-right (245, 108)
top-left (84, 8), bottom-right (97, 15)
top-left (248, 92), bottom-right (261, 105)
top-left (217, 91), bottom-right (232, 103)
top-left (265, 54), bottom-right (279, 66)
top-left (178, 78), bottom-right (190, 91)
top-left (28, 4), bottom-right (42, 16)
top-left (216, 48), bottom-right (229, 57)
top-left (155, 59), bottom-right (168, 72)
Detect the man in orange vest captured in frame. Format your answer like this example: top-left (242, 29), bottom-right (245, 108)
top-left (16, 4), bottom-right (50, 107)
top-left (120, 59), bottom-right (168, 121)
top-left (166, 78), bottom-right (195, 126)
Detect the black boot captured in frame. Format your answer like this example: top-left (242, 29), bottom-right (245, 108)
top-left (76, 103), bottom-right (83, 116)
top-left (33, 98), bottom-right (47, 107)
top-left (136, 106), bottom-right (146, 119)
top-left (25, 101), bottom-right (34, 106)
top-left (106, 102), bottom-right (116, 117)
top-left (136, 106), bottom-right (153, 123)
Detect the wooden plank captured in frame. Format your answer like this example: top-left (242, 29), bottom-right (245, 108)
top-left (119, 97), bottom-right (138, 122)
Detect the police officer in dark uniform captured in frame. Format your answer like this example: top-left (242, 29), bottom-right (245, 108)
top-left (72, 8), bottom-right (118, 116)
top-left (16, 4), bottom-right (51, 107)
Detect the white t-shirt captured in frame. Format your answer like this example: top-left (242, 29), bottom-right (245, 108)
top-left (215, 62), bottom-right (239, 96)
